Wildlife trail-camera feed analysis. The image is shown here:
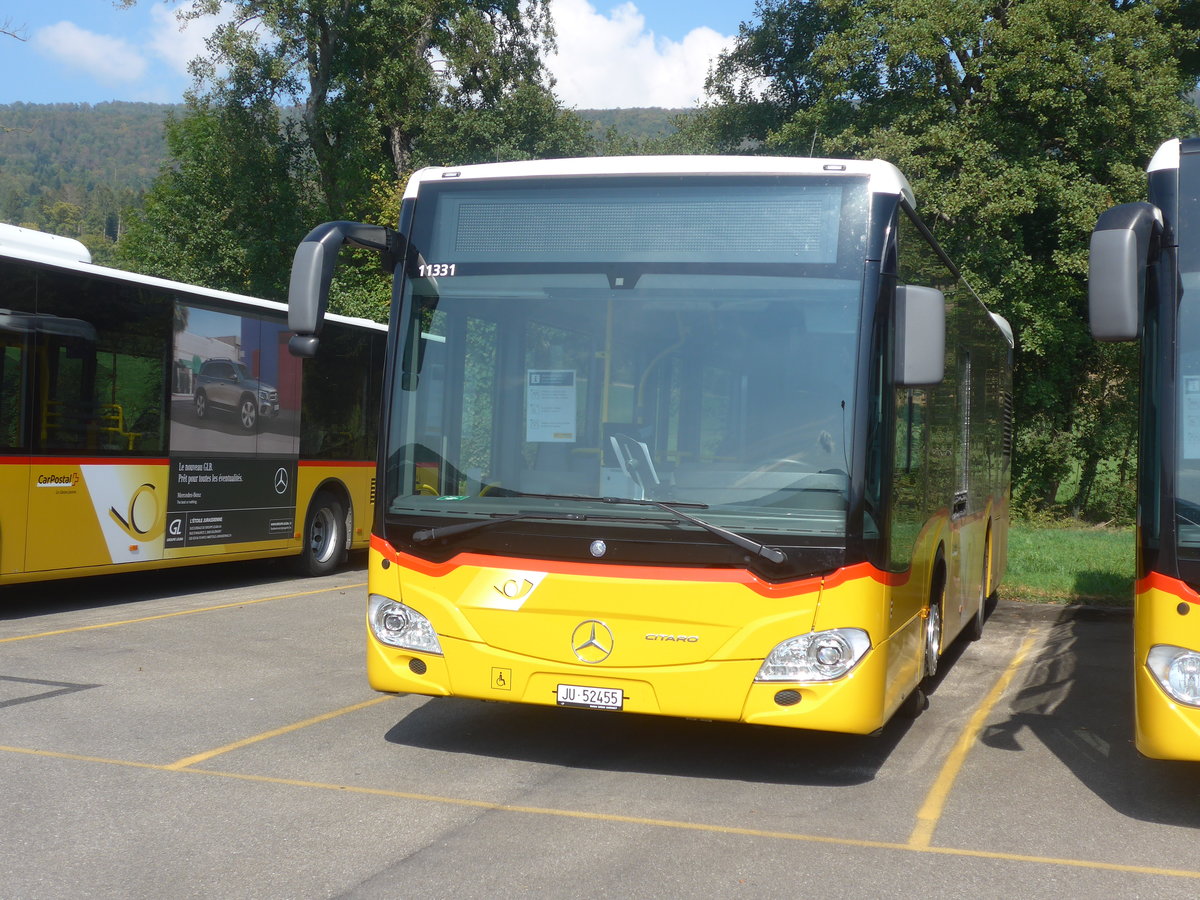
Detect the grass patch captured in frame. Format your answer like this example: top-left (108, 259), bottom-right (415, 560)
top-left (1000, 523), bottom-right (1134, 606)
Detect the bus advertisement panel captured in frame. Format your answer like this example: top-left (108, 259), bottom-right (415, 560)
top-left (166, 303), bottom-right (300, 551)
top-left (0, 223), bottom-right (385, 585)
top-left (287, 156), bottom-right (1013, 735)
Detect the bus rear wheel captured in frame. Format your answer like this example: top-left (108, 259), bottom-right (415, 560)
top-left (967, 543), bottom-right (989, 643)
top-left (300, 491), bottom-right (347, 576)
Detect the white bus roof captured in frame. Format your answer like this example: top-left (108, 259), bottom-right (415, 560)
top-left (0, 223), bottom-right (384, 334)
top-left (0, 222), bottom-right (92, 265)
top-left (1148, 139), bottom-right (1181, 173)
top-left (404, 155), bottom-right (917, 208)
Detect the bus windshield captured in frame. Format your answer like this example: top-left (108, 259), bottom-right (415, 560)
top-left (1177, 273), bottom-right (1200, 551)
top-left (1175, 153), bottom-right (1200, 555)
top-left (384, 176), bottom-right (870, 542)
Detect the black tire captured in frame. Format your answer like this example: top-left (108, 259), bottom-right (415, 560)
top-left (899, 685), bottom-right (928, 719)
top-left (194, 390), bottom-right (208, 419)
top-left (967, 537), bottom-right (990, 643)
top-left (300, 491), bottom-right (347, 576)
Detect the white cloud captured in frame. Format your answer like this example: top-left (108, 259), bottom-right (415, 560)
top-left (32, 21), bottom-right (148, 85)
top-left (148, 4), bottom-right (231, 78)
top-left (547, 0), bottom-right (733, 109)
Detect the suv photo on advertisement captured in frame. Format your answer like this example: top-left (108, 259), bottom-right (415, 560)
top-left (193, 357), bottom-right (280, 431)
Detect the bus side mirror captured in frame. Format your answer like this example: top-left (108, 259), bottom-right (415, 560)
top-left (288, 221), bottom-right (402, 358)
top-left (1088, 202), bottom-right (1161, 342)
top-left (895, 284), bottom-right (945, 386)
top-left (288, 239), bottom-right (332, 358)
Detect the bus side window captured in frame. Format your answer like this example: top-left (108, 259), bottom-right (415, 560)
top-left (897, 389), bottom-right (926, 474)
top-left (33, 272), bottom-right (170, 454)
top-left (1, 338), bottom-right (26, 450)
top-left (890, 388), bottom-right (928, 567)
top-left (300, 321), bottom-right (379, 461)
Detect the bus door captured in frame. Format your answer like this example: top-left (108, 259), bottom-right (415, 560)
top-left (0, 312), bottom-right (32, 574)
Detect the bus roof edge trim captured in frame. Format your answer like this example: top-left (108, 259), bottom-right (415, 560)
top-left (0, 221), bottom-right (383, 334)
top-left (0, 222), bottom-right (91, 265)
top-left (404, 156), bottom-right (916, 207)
top-left (1148, 139), bottom-right (1181, 173)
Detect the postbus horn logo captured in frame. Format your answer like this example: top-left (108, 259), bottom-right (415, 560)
top-left (109, 483), bottom-right (165, 541)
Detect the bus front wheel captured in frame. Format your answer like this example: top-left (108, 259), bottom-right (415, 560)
top-left (300, 491), bottom-right (347, 576)
top-left (923, 561), bottom-right (945, 681)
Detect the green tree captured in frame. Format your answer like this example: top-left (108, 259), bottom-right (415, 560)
top-left (690, 0), bottom-right (1200, 518)
top-left (117, 0), bottom-right (592, 317)
top-left (116, 95), bottom-right (306, 300)
top-left (178, 0), bottom-right (582, 215)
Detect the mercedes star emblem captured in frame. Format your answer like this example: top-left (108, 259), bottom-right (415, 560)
top-left (571, 619), bottom-right (614, 664)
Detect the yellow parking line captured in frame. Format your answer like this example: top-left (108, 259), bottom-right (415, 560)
top-left (3, 737), bottom-right (1199, 881)
top-left (0, 744), bottom-right (170, 771)
top-left (185, 769), bottom-right (1200, 879)
top-left (0, 582), bottom-right (366, 643)
top-left (165, 696), bottom-right (393, 770)
top-left (909, 627), bottom-right (1043, 848)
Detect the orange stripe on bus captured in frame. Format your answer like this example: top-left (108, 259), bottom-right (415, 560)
top-left (1137, 571), bottom-right (1200, 605)
top-left (368, 533), bottom-right (904, 599)
top-left (1, 457), bottom-right (170, 466)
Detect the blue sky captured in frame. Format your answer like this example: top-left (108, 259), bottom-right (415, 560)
top-left (0, 0), bottom-right (760, 109)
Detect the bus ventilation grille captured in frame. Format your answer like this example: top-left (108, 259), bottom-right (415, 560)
top-left (370, 478), bottom-right (377, 505)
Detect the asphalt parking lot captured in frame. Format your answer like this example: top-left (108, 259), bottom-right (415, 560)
top-left (3, 557), bottom-right (1199, 899)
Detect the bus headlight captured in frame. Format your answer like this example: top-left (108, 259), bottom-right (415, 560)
top-left (369, 594), bottom-right (443, 655)
top-left (755, 628), bottom-right (871, 683)
top-left (1147, 645), bottom-right (1200, 707)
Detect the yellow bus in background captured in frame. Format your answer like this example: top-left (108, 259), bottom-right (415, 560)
top-left (288, 156), bottom-right (1013, 734)
top-left (1, 223), bottom-right (385, 585)
top-left (1089, 137), bottom-right (1200, 759)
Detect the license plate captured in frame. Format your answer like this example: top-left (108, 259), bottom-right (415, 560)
top-left (556, 683), bottom-right (624, 710)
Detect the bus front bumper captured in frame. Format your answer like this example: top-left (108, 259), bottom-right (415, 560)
top-left (1133, 583), bottom-right (1200, 761)
top-left (367, 632), bottom-right (892, 736)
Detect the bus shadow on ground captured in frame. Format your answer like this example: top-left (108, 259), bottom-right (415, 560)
top-left (980, 602), bottom-right (1200, 827)
top-left (0, 553), bottom-right (364, 620)
top-left (386, 699), bottom-right (907, 787)
top-left (381, 643), bottom-right (978, 788)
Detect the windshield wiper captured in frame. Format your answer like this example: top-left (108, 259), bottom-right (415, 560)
top-left (412, 511), bottom-right (587, 543)
top-left (645, 499), bottom-right (787, 566)
top-left (540, 493), bottom-right (787, 566)
top-left (509, 490), bottom-right (707, 510)
top-left (412, 494), bottom-right (787, 565)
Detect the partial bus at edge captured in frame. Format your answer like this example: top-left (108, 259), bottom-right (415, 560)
top-left (289, 156), bottom-right (1014, 735)
top-left (0, 223), bottom-right (385, 586)
top-left (1090, 137), bottom-right (1200, 760)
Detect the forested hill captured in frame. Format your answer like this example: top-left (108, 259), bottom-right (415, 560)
top-left (0, 101), bottom-right (687, 249)
top-left (0, 102), bottom-right (169, 244)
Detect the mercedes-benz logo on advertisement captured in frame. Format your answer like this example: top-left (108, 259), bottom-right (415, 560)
top-left (571, 620), bottom-right (614, 664)
top-left (274, 467), bottom-right (289, 494)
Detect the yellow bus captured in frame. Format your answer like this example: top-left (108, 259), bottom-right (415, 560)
top-left (1, 223), bottom-right (385, 585)
top-left (288, 157), bottom-right (1013, 733)
top-left (1089, 137), bottom-right (1200, 759)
